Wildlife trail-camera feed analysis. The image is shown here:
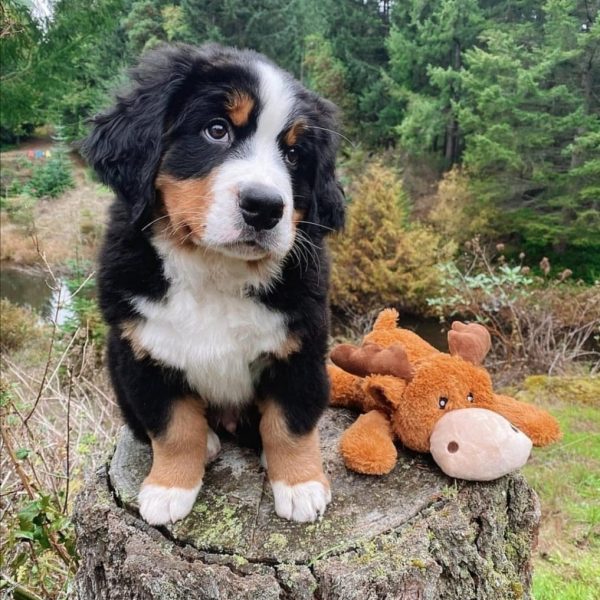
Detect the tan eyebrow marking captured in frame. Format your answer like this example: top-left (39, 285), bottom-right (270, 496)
top-left (225, 90), bottom-right (255, 127)
top-left (285, 119), bottom-right (306, 146)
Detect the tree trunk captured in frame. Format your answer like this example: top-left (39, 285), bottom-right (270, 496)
top-left (74, 409), bottom-right (540, 599)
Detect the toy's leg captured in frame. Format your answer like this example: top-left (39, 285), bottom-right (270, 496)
top-left (340, 410), bottom-right (397, 475)
top-left (488, 394), bottom-right (562, 446)
top-left (327, 363), bottom-right (368, 409)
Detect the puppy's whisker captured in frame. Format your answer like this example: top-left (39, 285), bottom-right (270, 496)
top-left (141, 205), bottom-right (213, 232)
top-left (304, 125), bottom-right (356, 148)
top-left (296, 220), bottom-right (335, 232)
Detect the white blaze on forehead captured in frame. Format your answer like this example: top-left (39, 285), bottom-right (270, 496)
top-left (254, 61), bottom-right (295, 150)
top-left (200, 60), bottom-right (298, 260)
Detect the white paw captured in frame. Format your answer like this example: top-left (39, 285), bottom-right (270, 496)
top-left (271, 480), bottom-right (332, 523)
top-left (206, 427), bottom-right (221, 463)
top-left (138, 482), bottom-right (202, 526)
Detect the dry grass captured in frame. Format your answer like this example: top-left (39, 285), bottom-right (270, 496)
top-left (0, 170), bottom-right (111, 269)
top-left (0, 162), bottom-right (119, 598)
top-left (0, 307), bottom-right (119, 598)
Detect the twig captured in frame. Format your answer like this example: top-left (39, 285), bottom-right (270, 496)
top-left (63, 366), bottom-right (73, 514)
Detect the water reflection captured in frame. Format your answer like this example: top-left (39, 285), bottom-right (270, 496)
top-left (0, 267), bottom-right (73, 325)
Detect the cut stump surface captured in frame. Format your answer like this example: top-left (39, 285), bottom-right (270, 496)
top-left (75, 409), bottom-right (541, 599)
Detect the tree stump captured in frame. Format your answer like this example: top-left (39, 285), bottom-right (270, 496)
top-left (74, 409), bottom-right (540, 599)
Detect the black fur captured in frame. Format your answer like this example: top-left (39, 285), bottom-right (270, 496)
top-left (84, 43), bottom-right (345, 442)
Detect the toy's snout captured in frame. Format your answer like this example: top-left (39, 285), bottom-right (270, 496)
top-left (429, 408), bottom-right (533, 481)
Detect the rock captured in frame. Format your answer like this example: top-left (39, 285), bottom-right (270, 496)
top-left (74, 409), bottom-right (541, 599)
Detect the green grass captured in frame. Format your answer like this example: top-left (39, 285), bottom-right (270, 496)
top-left (515, 375), bottom-right (600, 600)
top-left (533, 554), bottom-right (600, 600)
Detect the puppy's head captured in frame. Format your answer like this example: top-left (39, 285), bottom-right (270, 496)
top-left (83, 43), bottom-right (344, 262)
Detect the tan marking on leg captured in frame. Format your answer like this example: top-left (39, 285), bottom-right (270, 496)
top-left (120, 320), bottom-right (149, 360)
top-left (285, 120), bottom-right (306, 146)
top-left (144, 397), bottom-right (208, 489)
top-left (155, 173), bottom-right (215, 248)
top-left (273, 334), bottom-right (301, 360)
top-left (259, 401), bottom-right (328, 487)
top-left (226, 90), bottom-right (255, 127)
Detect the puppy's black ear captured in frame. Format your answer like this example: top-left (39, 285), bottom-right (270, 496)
top-left (312, 98), bottom-right (346, 233)
top-left (81, 45), bottom-right (194, 223)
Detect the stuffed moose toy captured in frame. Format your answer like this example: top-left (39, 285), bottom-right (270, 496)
top-left (328, 309), bottom-right (561, 480)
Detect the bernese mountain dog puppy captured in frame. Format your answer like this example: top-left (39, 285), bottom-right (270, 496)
top-left (83, 43), bottom-right (345, 525)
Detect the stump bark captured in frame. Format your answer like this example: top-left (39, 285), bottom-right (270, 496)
top-left (74, 409), bottom-right (540, 599)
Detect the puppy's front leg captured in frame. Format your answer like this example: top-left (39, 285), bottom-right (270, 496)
top-left (139, 396), bottom-right (209, 525)
top-left (260, 401), bottom-right (331, 522)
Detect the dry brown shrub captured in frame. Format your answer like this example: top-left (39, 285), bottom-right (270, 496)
top-left (427, 240), bottom-right (600, 382)
top-left (0, 182), bottom-right (111, 268)
top-left (0, 299), bottom-right (42, 351)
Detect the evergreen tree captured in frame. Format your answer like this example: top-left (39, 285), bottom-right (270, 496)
top-left (457, 0), bottom-right (599, 276)
top-left (386, 0), bottom-right (486, 163)
top-left (330, 162), bottom-right (455, 312)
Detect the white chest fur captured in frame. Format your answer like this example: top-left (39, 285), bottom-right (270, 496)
top-left (131, 240), bottom-right (288, 406)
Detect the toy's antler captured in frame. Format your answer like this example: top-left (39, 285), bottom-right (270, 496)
top-left (330, 342), bottom-right (415, 380)
top-left (447, 322), bottom-right (491, 365)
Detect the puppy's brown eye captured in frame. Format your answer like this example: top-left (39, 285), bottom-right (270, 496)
top-left (205, 120), bottom-right (231, 143)
top-left (439, 397), bottom-right (448, 409)
top-left (285, 146), bottom-right (299, 166)
top-left (467, 392), bottom-right (474, 402)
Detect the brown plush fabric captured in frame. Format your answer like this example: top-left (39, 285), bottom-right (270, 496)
top-left (339, 410), bottom-right (397, 475)
top-left (331, 342), bottom-right (415, 380)
top-left (329, 308), bottom-right (562, 475)
top-left (481, 394), bottom-right (562, 446)
top-left (327, 364), bottom-right (370, 410)
top-left (447, 321), bottom-right (491, 365)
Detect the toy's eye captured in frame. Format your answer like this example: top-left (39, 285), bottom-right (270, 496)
top-left (467, 392), bottom-right (474, 402)
top-left (439, 397), bottom-right (448, 409)
top-left (204, 119), bottom-right (231, 143)
top-left (285, 146), bottom-right (299, 166)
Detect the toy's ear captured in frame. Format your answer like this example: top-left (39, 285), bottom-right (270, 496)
top-left (447, 322), bottom-right (491, 365)
top-left (310, 97), bottom-right (345, 232)
top-left (486, 394), bottom-right (562, 446)
top-left (331, 343), bottom-right (414, 380)
top-left (363, 375), bottom-right (408, 412)
top-left (81, 45), bottom-right (196, 224)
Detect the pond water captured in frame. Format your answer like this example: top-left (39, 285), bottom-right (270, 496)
top-left (0, 266), bottom-right (73, 325)
top-left (393, 313), bottom-right (448, 351)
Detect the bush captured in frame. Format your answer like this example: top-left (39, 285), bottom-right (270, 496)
top-left (0, 299), bottom-right (40, 351)
top-left (330, 162), bottom-right (455, 314)
top-left (0, 194), bottom-right (37, 230)
top-left (25, 128), bottom-right (74, 199)
top-left (427, 167), bottom-right (495, 244)
top-left (24, 153), bottom-right (74, 199)
top-left (427, 239), bottom-right (600, 379)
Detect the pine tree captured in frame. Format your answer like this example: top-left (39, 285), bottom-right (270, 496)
top-left (456, 0), bottom-right (599, 276)
top-left (330, 162), bottom-right (455, 312)
top-left (386, 0), bottom-right (486, 163)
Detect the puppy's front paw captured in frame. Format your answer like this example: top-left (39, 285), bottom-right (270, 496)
top-left (271, 480), bottom-right (331, 523)
top-left (138, 482), bottom-right (202, 525)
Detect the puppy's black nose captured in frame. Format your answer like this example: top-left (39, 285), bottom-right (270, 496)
top-left (239, 184), bottom-right (284, 231)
